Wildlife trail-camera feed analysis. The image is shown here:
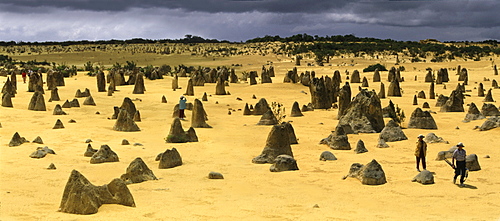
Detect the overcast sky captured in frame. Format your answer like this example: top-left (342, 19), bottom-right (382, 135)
top-left (0, 0), bottom-right (499, 42)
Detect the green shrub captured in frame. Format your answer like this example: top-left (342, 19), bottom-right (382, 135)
top-left (363, 63), bottom-right (387, 72)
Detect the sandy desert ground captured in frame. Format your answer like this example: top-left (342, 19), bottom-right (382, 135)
top-left (1, 51), bottom-right (500, 221)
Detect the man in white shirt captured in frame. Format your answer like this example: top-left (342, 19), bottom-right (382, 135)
top-left (452, 142), bottom-right (467, 187)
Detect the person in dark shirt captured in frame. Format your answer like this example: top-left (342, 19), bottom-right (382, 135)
top-left (452, 142), bottom-right (467, 187)
top-left (414, 134), bottom-right (427, 172)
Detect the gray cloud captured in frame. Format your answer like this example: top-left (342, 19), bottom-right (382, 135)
top-left (0, 0), bottom-right (499, 42)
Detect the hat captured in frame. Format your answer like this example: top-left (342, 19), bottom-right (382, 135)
top-left (180, 95), bottom-right (185, 99)
top-left (417, 134), bottom-right (425, 138)
top-left (457, 142), bottom-right (464, 147)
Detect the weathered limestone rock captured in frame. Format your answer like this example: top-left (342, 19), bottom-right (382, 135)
top-left (373, 69), bottom-right (381, 82)
top-left (378, 82), bottom-right (386, 99)
top-left (270, 155), bottom-right (299, 172)
top-left (253, 98), bottom-right (270, 115)
top-left (2, 77), bottom-right (16, 97)
top-left (208, 172), bottom-right (224, 179)
top-left (408, 108), bottom-right (438, 129)
top-left (413, 95), bottom-right (418, 105)
top-left (61, 100), bottom-right (72, 108)
top-left (422, 102), bottom-right (430, 108)
top-left (361, 77), bottom-right (369, 87)
top-left (184, 78), bottom-right (195, 96)
top-left (252, 124), bottom-right (293, 164)
top-left (481, 103), bottom-right (500, 117)
top-left (376, 138), bottom-right (389, 148)
top-left (411, 170), bottom-right (434, 184)
top-left (50, 88), bottom-right (60, 102)
top-left (463, 102), bottom-right (485, 122)
top-left (113, 109), bottom-right (140, 132)
top-left (354, 140), bottom-right (368, 154)
top-left (344, 159), bottom-right (387, 185)
top-left (70, 98), bottom-right (80, 108)
top-left (435, 94), bottom-right (448, 107)
top-left (133, 110), bottom-right (141, 122)
top-left (132, 73), bottom-right (145, 94)
top-left (429, 82), bottom-right (435, 99)
top-left (338, 89), bottom-right (384, 133)
top-left (83, 96), bottom-right (96, 106)
top-left (483, 89), bottom-right (495, 102)
top-left (248, 71), bottom-right (258, 85)
top-left (479, 116), bottom-right (500, 131)
top-left (493, 79), bottom-right (499, 89)
top-left (424, 70), bottom-right (434, 82)
top-left (162, 95), bottom-right (168, 103)
top-left (350, 70), bottom-right (361, 83)
top-left (53, 119), bottom-right (65, 129)
top-left (417, 91), bottom-right (426, 99)
top-left (338, 82), bottom-right (352, 120)
top-left (257, 110), bottom-right (278, 125)
top-left (191, 99), bottom-right (211, 128)
top-left (478, 83), bottom-right (485, 97)
top-left (379, 119), bottom-right (408, 142)
top-left (290, 101), bottom-right (303, 117)
top-left (90, 144), bottom-right (119, 164)
top-left (201, 92), bottom-right (208, 101)
top-left (309, 77), bottom-right (332, 109)
top-left (165, 118), bottom-right (198, 143)
top-left (301, 103), bottom-right (314, 112)
top-left (119, 97), bottom-right (137, 118)
top-left (29, 146), bottom-right (55, 158)
top-left (28, 92), bottom-right (46, 111)
top-left (9, 132), bottom-right (28, 147)
top-left (58, 170), bottom-right (135, 215)
top-left (158, 148), bottom-right (183, 169)
top-left (96, 71), bottom-right (106, 92)
top-left (320, 151), bottom-right (337, 161)
top-left (47, 163), bottom-right (57, 170)
top-left (2, 93), bottom-right (13, 107)
top-left (387, 78), bottom-right (402, 97)
top-left (84, 144), bottom-right (97, 157)
top-left (32, 136), bottom-right (43, 144)
top-left (320, 126), bottom-right (351, 150)
top-left (440, 90), bottom-right (464, 112)
top-left (424, 133), bottom-right (447, 143)
top-left (466, 154), bottom-right (481, 171)
top-left (120, 157), bottom-right (157, 184)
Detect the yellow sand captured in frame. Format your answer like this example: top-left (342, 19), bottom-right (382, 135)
top-left (1, 52), bottom-right (500, 221)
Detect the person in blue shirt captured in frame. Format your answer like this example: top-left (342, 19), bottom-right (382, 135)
top-left (179, 95), bottom-right (187, 120)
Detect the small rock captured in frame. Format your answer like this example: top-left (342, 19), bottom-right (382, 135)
top-left (319, 151), bottom-right (337, 161)
top-left (47, 163), bottom-right (56, 170)
top-left (95, 111), bottom-right (100, 114)
top-left (228, 111), bottom-right (232, 115)
top-left (236, 97), bottom-right (242, 101)
top-left (122, 139), bottom-right (130, 145)
top-left (68, 119), bottom-right (76, 123)
top-left (455, 126), bottom-right (459, 129)
top-left (133, 143), bottom-right (143, 146)
top-left (85, 139), bottom-right (92, 143)
top-left (208, 172), bottom-right (224, 179)
top-left (313, 204), bottom-right (320, 208)
top-left (484, 155), bottom-right (490, 158)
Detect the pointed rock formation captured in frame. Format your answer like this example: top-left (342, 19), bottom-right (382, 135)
top-left (58, 170), bottom-right (135, 215)
top-left (252, 124), bottom-right (293, 164)
top-left (378, 82), bottom-right (386, 99)
top-left (493, 79), bottom-right (499, 89)
top-left (53, 119), bottom-right (65, 129)
top-left (429, 82), bottom-right (435, 99)
top-left (290, 101), bottom-right (303, 117)
top-left (70, 98), bottom-right (80, 107)
top-left (120, 157), bottom-right (157, 184)
top-left (191, 99), bottom-right (211, 128)
top-left (83, 96), bottom-right (96, 106)
top-left (408, 108), bottom-right (438, 129)
top-left (201, 92), bottom-right (208, 101)
top-left (50, 88), bottom-right (60, 101)
top-left (132, 73), bottom-right (145, 94)
top-left (97, 71), bottom-right (106, 92)
top-left (32, 136), bottom-right (43, 144)
top-left (338, 82), bottom-right (352, 119)
top-left (62, 100), bottom-right (72, 108)
top-left (282, 121), bottom-right (298, 144)
top-left (337, 89), bottom-right (384, 133)
top-left (350, 70), bottom-right (361, 83)
top-left (344, 159), bottom-right (386, 185)
top-left (481, 103), bottom-right (500, 117)
top-left (483, 89), bottom-right (495, 102)
top-left (463, 102), bottom-right (485, 122)
top-left (165, 118), bottom-right (198, 143)
top-left (373, 68), bottom-right (381, 82)
top-left (466, 154), bottom-right (481, 171)
top-left (422, 102), bottom-right (430, 108)
top-left (309, 77), bottom-right (332, 109)
top-left (161, 95), bottom-right (168, 103)
top-left (376, 138), bottom-right (389, 148)
top-left (119, 97), bottom-right (137, 118)
top-left (361, 77), bottom-right (369, 87)
top-left (270, 155), bottom-right (299, 172)
top-left (354, 140), bottom-right (368, 154)
top-left (387, 78), bottom-right (402, 97)
top-left (440, 90), bottom-right (464, 112)
top-left (413, 95), bottom-right (418, 105)
top-left (2, 93), bottom-right (13, 107)
top-left (424, 70), bottom-right (434, 82)
top-left (75, 89), bottom-right (84, 98)
top-left (158, 148), bottom-right (183, 169)
top-left (243, 103), bottom-right (252, 115)
top-left (113, 109), bottom-right (140, 132)
top-left (435, 94), bottom-right (448, 107)
top-left (184, 78), bottom-right (194, 96)
top-left (249, 71), bottom-right (258, 85)
top-left (133, 110), bottom-right (141, 122)
top-left (320, 126), bottom-right (351, 150)
top-left (90, 144), bottom-right (119, 164)
top-left (257, 110), bottom-right (278, 125)
top-left (9, 132), bottom-right (28, 147)
top-left (478, 83), bottom-right (485, 97)
top-left (479, 116), bottom-right (500, 131)
top-left (417, 91), bottom-right (426, 99)
top-left (424, 133), bottom-right (447, 143)
top-left (379, 119), bottom-right (408, 142)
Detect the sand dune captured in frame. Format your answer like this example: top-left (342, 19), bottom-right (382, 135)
top-left (1, 53), bottom-right (500, 220)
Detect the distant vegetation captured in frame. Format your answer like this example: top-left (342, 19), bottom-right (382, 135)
top-left (363, 64), bottom-right (387, 72)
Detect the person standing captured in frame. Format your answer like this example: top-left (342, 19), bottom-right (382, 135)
top-left (415, 134), bottom-right (427, 172)
top-left (452, 142), bottom-right (467, 187)
top-left (22, 71), bottom-right (27, 83)
top-left (179, 95), bottom-right (187, 120)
